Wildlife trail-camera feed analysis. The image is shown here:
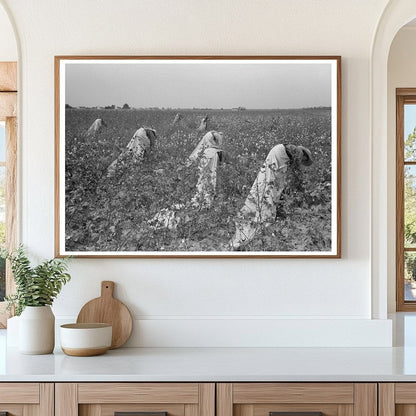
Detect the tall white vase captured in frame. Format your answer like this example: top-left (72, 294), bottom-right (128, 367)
top-left (19, 306), bottom-right (55, 354)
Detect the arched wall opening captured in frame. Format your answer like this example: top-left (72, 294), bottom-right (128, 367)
top-left (387, 18), bottom-right (416, 313)
top-left (371, 0), bottom-right (416, 319)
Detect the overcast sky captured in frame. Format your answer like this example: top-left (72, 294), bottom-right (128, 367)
top-left (65, 60), bottom-right (332, 109)
top-left (406, 104), bottom-right (416, 139)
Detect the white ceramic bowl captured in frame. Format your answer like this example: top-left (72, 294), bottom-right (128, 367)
top-left (60, 323), bottom-right (112, 356)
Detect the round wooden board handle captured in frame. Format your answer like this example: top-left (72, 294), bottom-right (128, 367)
top-left (101, 281), bottom-right (115, 297)
top-left (76, 281), bottom-right (133, 349)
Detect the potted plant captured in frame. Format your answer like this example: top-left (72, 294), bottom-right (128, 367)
top-left (5, 246), bottom-right (71, 354)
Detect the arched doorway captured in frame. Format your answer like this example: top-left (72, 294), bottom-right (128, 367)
top-left (371, 0), bottom-right (416, 318)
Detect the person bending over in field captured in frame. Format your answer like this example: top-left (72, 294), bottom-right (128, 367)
top-left (172, 112), bottom-right (183, 126)
top-left (187, 130), bottom-right (226, 209)
top-left (197, 115), bottom-right (209, 132)
top-left (107, 127), bottom-right (157, 177)
top-left (148, 130), bottom-right (227, 230)
top-left (229, 143), bottom-right (312, 250)
top-left (87, 118), bottom-right (107, 136)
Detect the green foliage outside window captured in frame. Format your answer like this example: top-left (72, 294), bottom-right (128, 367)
top-left (404, 127), bottom-right (416, 282)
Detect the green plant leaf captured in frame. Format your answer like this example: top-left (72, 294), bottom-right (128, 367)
top-left (5, 245), bottom-right (71, 315)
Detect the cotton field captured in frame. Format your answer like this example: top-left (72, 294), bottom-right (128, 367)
top-left (64, 107), bottom-right (332, 253)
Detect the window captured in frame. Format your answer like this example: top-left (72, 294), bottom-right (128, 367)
top-left (396, 89), bottom-right (416, 310)
top-left (0, 62), bottom-right (17, 327)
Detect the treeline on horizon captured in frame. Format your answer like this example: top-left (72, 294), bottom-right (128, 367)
top-left (65, 104), bottom-right (331, 111)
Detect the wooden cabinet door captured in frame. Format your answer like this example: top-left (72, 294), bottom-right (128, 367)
top-left (55, 383), bottom-right (215, 416)
top-left (0, 383), bottom-right (53, 416)
top-left (217, 383), bottom-right (377, 416)
top-left (379, 383), bottom-right (416, 416)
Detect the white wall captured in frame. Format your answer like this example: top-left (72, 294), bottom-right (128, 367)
top-left (0, 3), bottom-right (16, 61)
top-left (387, 26), bottom-right (416, 312)
top-left (0, 0), bottom-right (393, 347)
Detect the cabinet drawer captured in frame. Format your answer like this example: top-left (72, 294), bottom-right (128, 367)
top-left (81, 404), bottom-right (185, 416)
top-left (0, 383), bottom-right (53, 415)
top-left (217, 383), bottom-right (376, 416)
top-left (56, 383), bottom-right (215, 416)
top-left (78, 383), bottom-right (200, 404)
top-left (379, 383), bottom-right (416, 415)
top-left (0, 383), bottom-right (39, 403)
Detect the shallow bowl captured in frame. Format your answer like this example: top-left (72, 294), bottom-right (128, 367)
top-left (60, 323), bottom-right (112, 356)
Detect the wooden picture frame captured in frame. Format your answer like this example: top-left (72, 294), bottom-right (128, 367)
top-left (55, 56), bottom-right (341, 258)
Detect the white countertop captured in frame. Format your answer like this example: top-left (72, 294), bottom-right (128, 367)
top-left (2, 345), bottom-right (416, 382)
top-left (2, 313), bottom-right (416, 382)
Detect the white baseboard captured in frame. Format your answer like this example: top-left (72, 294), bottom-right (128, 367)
top-left (54, 317), bottom-right (392, 348)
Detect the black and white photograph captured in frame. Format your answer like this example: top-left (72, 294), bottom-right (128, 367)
top-left (55, 56), bottom-right (341, 257)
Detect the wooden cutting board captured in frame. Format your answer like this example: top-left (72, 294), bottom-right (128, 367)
top-left (76, 281), bottom-right (133, 349)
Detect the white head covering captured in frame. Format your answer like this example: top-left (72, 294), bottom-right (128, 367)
top-left (188, 131), bottom-right (224, 162)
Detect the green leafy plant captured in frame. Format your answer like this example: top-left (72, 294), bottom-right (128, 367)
top-left (4, 246), bottom-right (71, 316)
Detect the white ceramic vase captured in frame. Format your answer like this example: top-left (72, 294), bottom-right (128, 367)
top-left (19, 306), bottom-right (55, 354)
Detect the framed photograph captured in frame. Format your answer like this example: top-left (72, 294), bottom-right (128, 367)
top-left (55, 56), bottom-right (341, 258)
